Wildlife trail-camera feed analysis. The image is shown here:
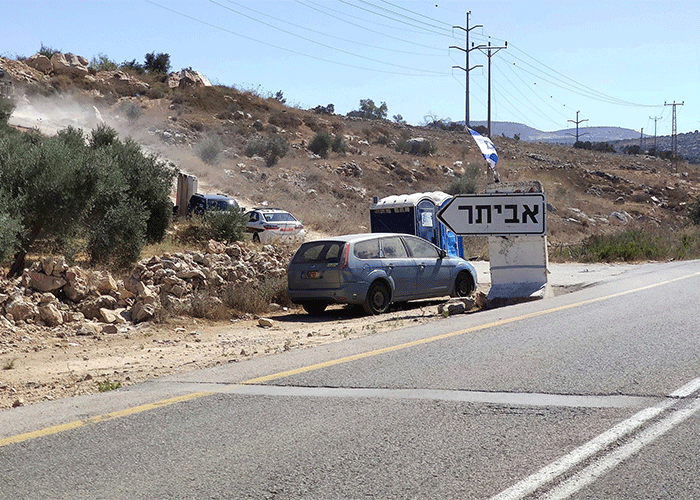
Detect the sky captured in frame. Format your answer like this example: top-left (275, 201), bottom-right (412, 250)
top-left (4, 0), bottom-right (699, 135)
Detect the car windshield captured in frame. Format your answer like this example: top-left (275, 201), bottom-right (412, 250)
top-left (262, 212), bottom-right (296, 222)
top-left (293, 241), bottom-right (344, 264)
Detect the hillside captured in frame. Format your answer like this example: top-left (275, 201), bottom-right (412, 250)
top-left (2, 54), bottom-right (700, 258)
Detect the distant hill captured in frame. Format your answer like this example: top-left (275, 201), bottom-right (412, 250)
top-left (470, 121), bottom-right (700, 163)
top-left (470, 121), bottom-right (641, 143)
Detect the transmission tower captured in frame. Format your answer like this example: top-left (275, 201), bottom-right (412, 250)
top-left (664, 101), bottom-right (684, 161)
top-left (649, 115), bottom-right (661, 151)
top-left (450, 12), bottom-right (482, 129)
top-left (567, 110), bottom-right (588, 143)
top-left (475, 41), bottom-right (507, 138)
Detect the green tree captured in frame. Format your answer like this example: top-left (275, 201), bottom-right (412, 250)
top-left (144, 52), bottom-right (171, 74)
top-left (349, 99), bottom-right (387, 120)
top-left (0, 124), bottom-right (176, 275)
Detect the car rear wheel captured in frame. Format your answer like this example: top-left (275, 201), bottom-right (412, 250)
top-left (302, 302), bottom-right (327, 315)
top-left (453, 271), bottom-right (475, 297)
top-left (363, 281), bottom-right (390, 315)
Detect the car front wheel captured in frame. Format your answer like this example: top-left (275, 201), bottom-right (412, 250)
top-left (363, 281), bottom-right (390, 315)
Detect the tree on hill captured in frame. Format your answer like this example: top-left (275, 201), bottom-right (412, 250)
top-left (0, 124), bottom-right (176, 275)
top-left (144, 52), bottom-right (171, 74)
top-left (348, 99), bottom-right (388, 120)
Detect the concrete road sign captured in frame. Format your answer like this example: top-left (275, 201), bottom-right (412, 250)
top-left (437, 193), bottom-right (546, 236)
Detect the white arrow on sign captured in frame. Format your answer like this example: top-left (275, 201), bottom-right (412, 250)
top-left (437, 193), bottom-right (546, 236)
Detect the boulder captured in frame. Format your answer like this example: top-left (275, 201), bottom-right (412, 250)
top-left (25, 54), bottom-right (52, 73)
top-left (26, 271), bottom-right (67, 293)
top-left (50, 52), bottom-right (89, 76)
top-left (39, 303), bottom-right (64, 327)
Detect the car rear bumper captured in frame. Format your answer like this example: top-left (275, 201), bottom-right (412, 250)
top-left (287, 282), bottom-right (369, 306)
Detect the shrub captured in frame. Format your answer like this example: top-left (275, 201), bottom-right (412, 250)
top-left (88, 200), bottom-right (148, 269)
top-left (447, 164), bottom-right (481, 195)
top-left (268, 111), bottom-right (303, 129)
top-left (308, 131), bottom-right (332, 158)
top-left (689, 195), bottom-right (700, 225)
top-left (119, 101), bottom-right (142, 122)
top-left (196, 134), bottom-right (223, 165)
top-left (570, 228), bottom-right (666, 262)
top-left (244, 134), bottom-right (289, 167)
top-left (204, 209), bottom-right (247, 243)
top-left (38, 42), bottom-right (60, 59)
top-left (89, 53), bottom-right (117, 71)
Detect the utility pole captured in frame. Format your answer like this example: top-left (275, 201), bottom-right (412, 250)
top-left (567, 110), bottom-right (588, 143)
top-left (475, 41), bottom-right (507, 138)
top-left (640, 128), bottom-right (644, 149)
top-left (664, 101), bottom-right (684, 162)
top-left (649, 115), bottom-right (661, 151)
top-left (450, 12), bottom-right (482, 129)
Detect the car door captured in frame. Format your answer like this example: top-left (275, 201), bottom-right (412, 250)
top-left (401, 235), bottom-right (451, 297)
top-left (378, 236), bottom-right (417, 300)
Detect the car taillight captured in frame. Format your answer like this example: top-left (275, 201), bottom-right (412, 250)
top-left (340, 243), bottom-right (350, 269)
top-left (263, 224), bottom-right (279, 230)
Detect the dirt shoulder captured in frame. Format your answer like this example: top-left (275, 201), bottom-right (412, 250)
top-left (0, 291), bottom-right (485, 410)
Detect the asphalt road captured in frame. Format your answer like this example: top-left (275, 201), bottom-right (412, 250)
top-left (2, 260), bottom-right (700, 499)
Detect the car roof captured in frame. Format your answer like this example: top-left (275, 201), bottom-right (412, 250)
top-left (249, 207), bottom-right (289, 212)
top-left (303, 233), bottom-right (421, 244)
top-left (195, 193), bottom-right (236, 201)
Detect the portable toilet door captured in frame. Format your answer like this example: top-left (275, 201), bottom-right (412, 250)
top-left (416, 198), bottom-right (440, 246)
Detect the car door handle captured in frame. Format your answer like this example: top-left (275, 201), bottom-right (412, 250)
top-left (418, 263), bottom-right (426, 269)
top-left (387, 263), bottom-right (395, 269)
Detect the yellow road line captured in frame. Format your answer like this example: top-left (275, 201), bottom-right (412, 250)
top-left (3, 269), bottom-right (699, 448)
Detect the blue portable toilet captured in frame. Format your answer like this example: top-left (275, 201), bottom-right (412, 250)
top-left (369, 191), bottom-right (464, 258)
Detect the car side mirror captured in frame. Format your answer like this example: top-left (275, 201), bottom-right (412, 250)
top-left (438, 249), bottom-right (447, 259)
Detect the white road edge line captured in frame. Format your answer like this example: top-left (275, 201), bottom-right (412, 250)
top-left (540, 397), bottom-right (700, 500)
top-left (490, 377), bottom-right (700, 500)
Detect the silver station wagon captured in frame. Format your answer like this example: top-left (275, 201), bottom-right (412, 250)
top-left (287, 233), bottom-right (478, 315)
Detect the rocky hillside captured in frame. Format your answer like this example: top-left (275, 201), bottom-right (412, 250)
top-left (2, 53), bottom-right (700, 257)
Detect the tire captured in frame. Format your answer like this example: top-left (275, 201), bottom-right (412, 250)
top-left (252, 233), bottom-right (260, 243)
top-left (363, 281), bottom-right (390, 315)
top-left (453, 271), bottom-right (475, 297)
top-left (302, 302), bottom-right (327, 315)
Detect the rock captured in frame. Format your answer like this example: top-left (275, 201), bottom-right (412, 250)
top-left (474, 292), bottom-right (488, 309)
top-left (12, 398), bottom-right (24, 408)
top-left (5, 297), bottom-right (37, 322)
top-left (101, 324), bottom-right (119, 334)
top-left (26, 271), bottom-right (67, 292)
top-left (50, 52), bottom-right (89, 76)
top-left (95, 274), bottom-right (118, 295)
top-left (25, 54), bottom-right (52, 73)
top-left (438, 301), bottom-right (465, 316)
top-left (258, 317), bottom-right (274, 328)
top-left (75, 322), bottom-right (101, 336)
top-left (39, 304), bottom-right (64, 327)
top-left (131, 302), bottom-right (156, 323)
top-left (98, 308), bottom-right (126, 324)
top-left (166, 69), bottom-right (212, 89)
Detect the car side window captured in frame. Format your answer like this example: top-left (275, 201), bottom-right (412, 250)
top-left (403, 237), bottom-right (439, 259)
top-left (353, 239), bottom-right (381, 259)
top-left (381, 237), bottom-right (409, 259)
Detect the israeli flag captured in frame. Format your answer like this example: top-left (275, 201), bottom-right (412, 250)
top-left (468, 128), bottom-right (498, 168)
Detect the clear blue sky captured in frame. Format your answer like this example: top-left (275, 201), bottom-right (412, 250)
top-left (4, 0), bottom-right (699, 134)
